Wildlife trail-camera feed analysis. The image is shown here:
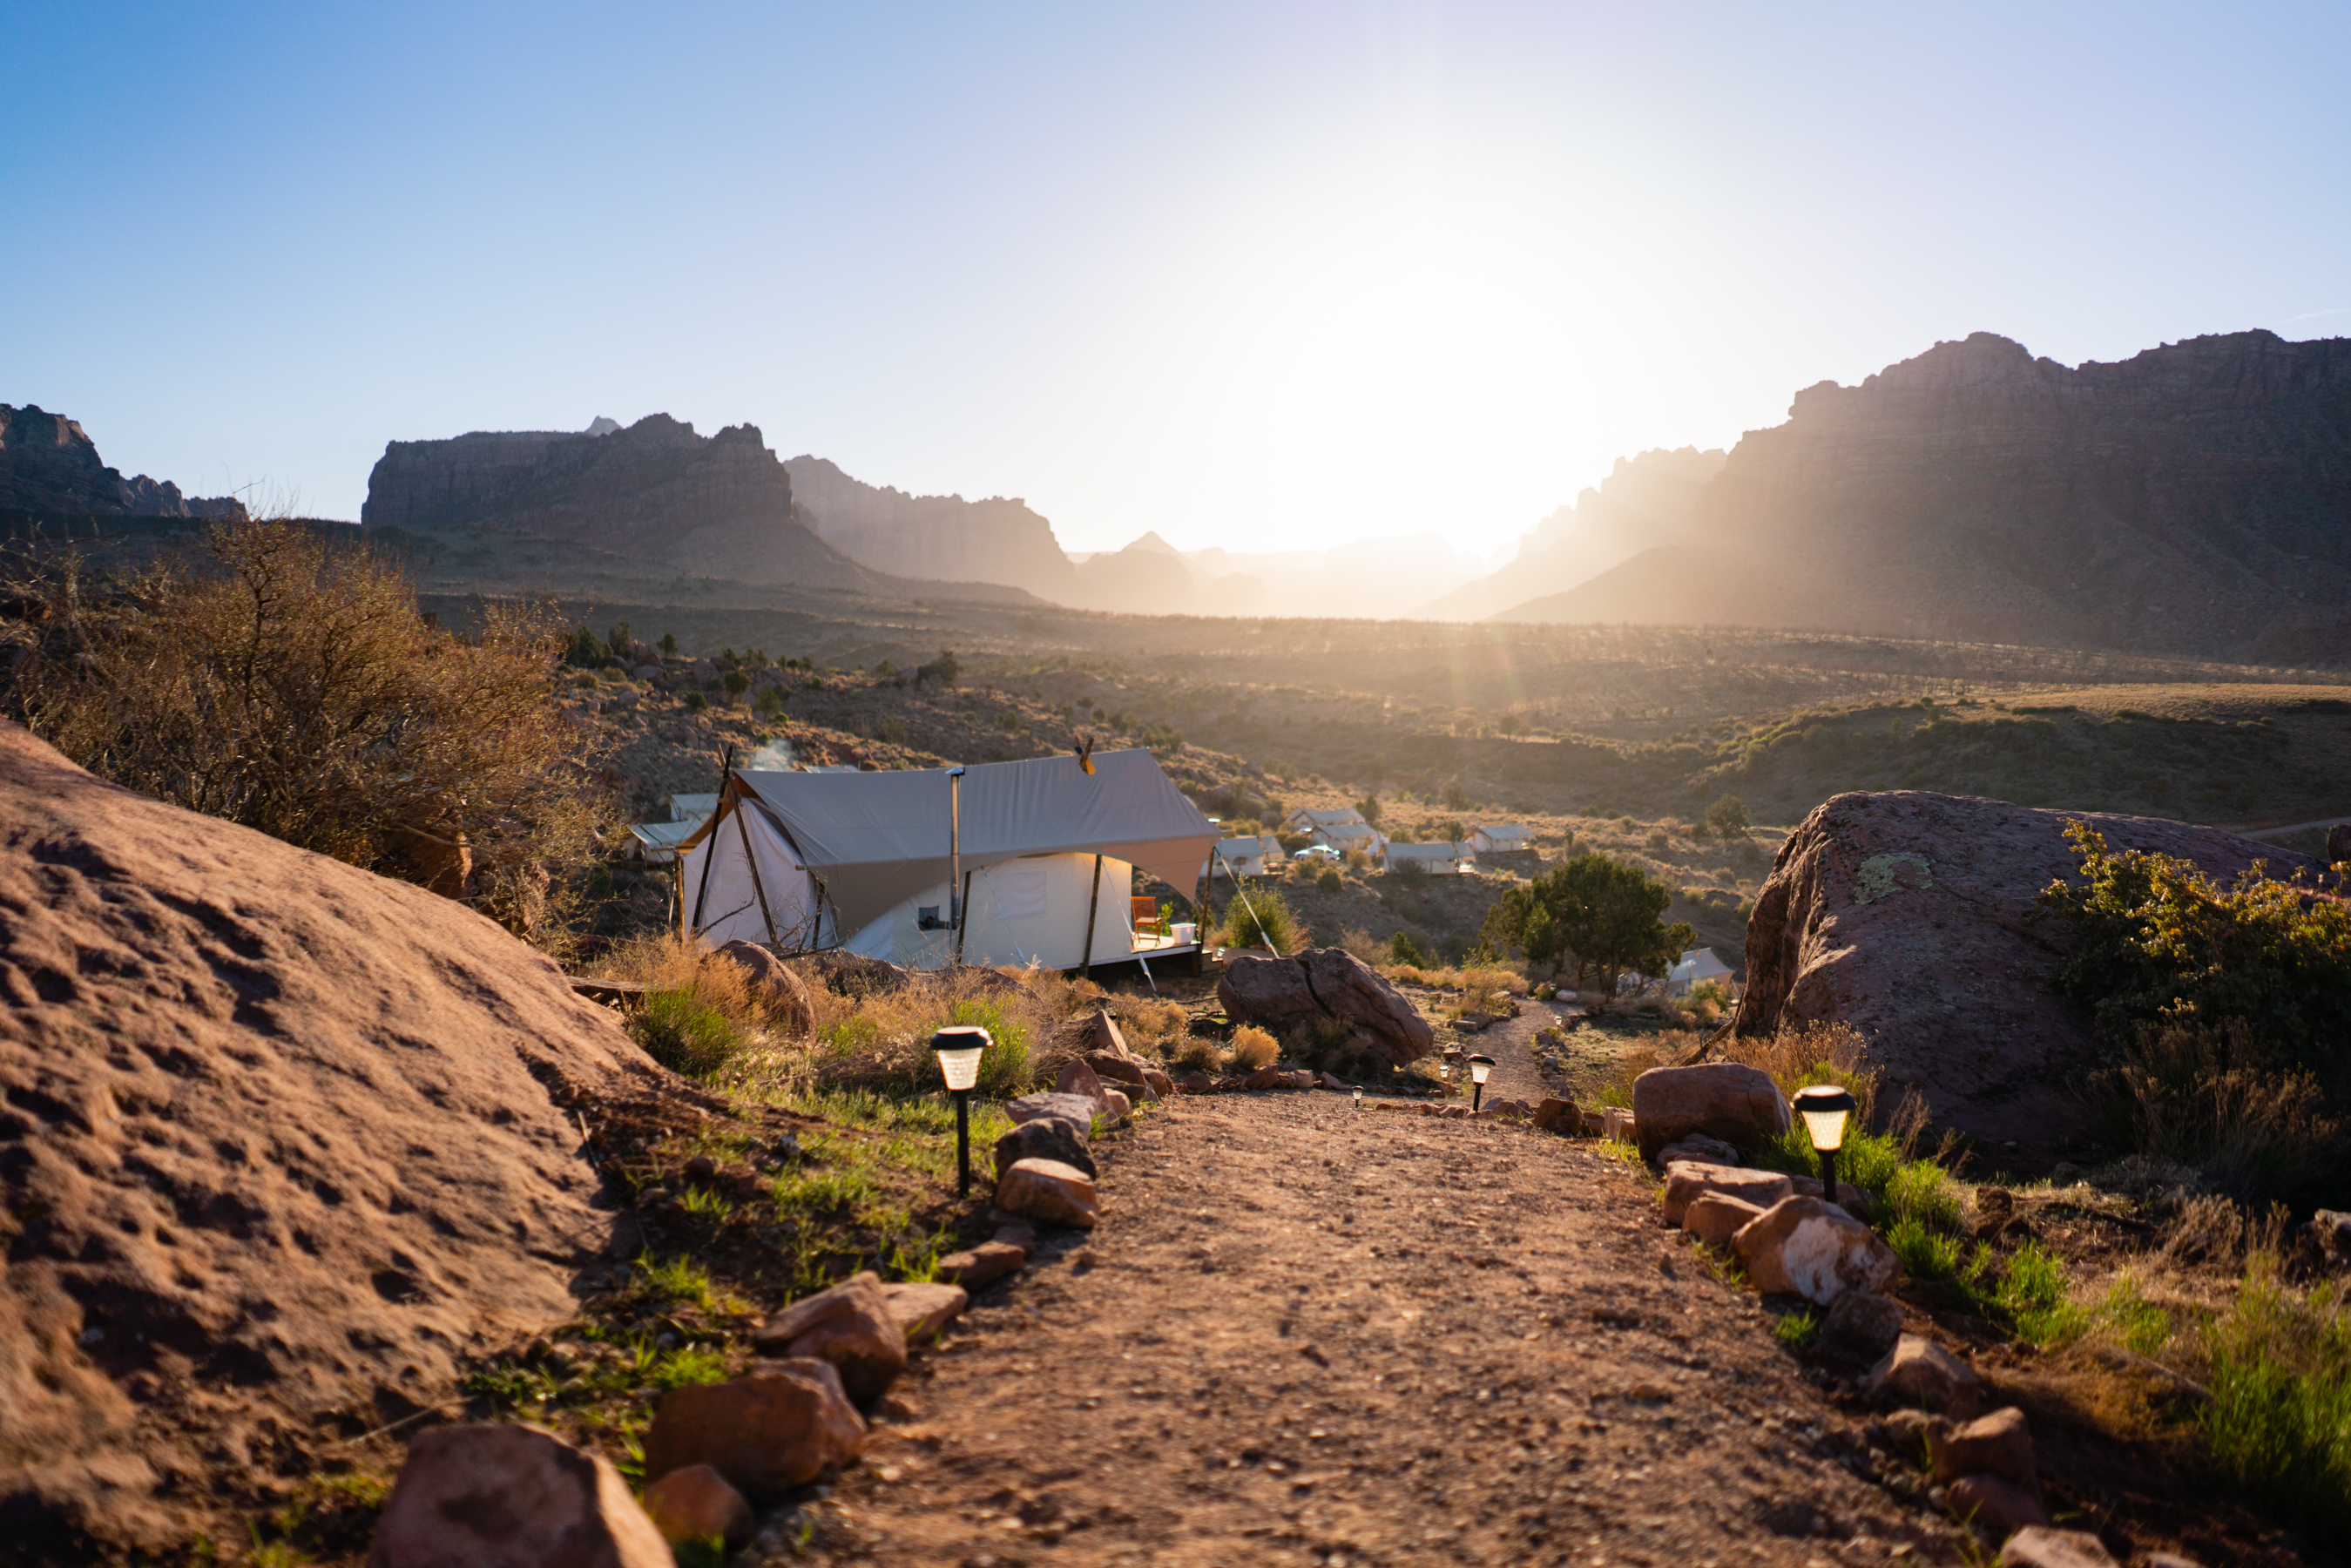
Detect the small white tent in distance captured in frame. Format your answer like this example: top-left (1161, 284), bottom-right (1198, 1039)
top-left (675, 749), bottom-right (1219, 971)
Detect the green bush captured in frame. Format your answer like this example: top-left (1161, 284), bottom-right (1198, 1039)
top-left (2200, 1266), bottom-right (2351, 1531)
top-left (1219, 886), bottom-right (1301, 954)
top-left (1481, 852), bottom-right (1692, 992)
top-left (1388, 930), bottom-right (1427, 966)
top-left (632, 989), bottom-right (740, 1077)
top-left (1318, 868), bottom-right (1342, 894)
top-left (945, 997), bottom-right (1031, 1099)
top-left (684, 691), bottom-right (708, 712)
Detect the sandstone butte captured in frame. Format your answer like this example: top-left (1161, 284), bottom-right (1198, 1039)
top-left (0, 721), bottom-right (698, 1558)
top-left (1733, 789), bottom-right (2321, 1146)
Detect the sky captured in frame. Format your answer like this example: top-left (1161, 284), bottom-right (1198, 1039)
top-left (3, 3), bottom-right (2348, 557)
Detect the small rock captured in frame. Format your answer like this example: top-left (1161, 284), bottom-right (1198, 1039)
top-left (1488, 1100), bottom-right (1529, 1124)
top-left (1866, 1334), bottom-right (1985, 1416)
top-left (1654, 1133), bottom-right (1741, 1166)
top-left (1947, 1472), bottom-right (2049, 1537)
top-left (936, 1240), bottom-right (1025, 1292)
top-left (1532, 1096), bottom-right (1579, 1132)
top-left (2311, 1208), bottom-right (2351, 1256)
top-left (1630, 1062), bottom-right (1790, 1159)
top-left (1580, 1111), bottom-right (1607, 1136)
top-left (879, 1281), bottom-right (968, 1345)
top-left (641, 1463), bottom-right (755, 1548)
top-left (1732, 1195), bottom-right (1898, 1306)
top-left (1242, 1065), bottom-right (1286, 1090)
top-left (1054, 1058), bottom-right (1111, 1110)
top-left (1825, 1290), bottom-right (1905, 1355)
top-left (749, 1273), bottom-right (908, 1403)
top-left (1179, 1071), bottom-right (1213, 1094)
top-left (642, 1359), bottom-right (867, 1500)
top-left (996, 1158), bottom-right (1101, 1228)
top-left (1788, 1174), bottom-right (1876, 1219)
top-left (1603, 1105), bottom-right (1638, 1142)
top-left (1077, 1009), bottom-right (1132, 1058)
top-left (1005, 1092), bottom-right (1102, 1128)
top-left (1996, 1528), bottom-right (2121, 1568)
top-left (1682, 1193), bottom-right (1767, 1247)
top-left (1878, 1407), bottom-right (1941, 1459)
top-left (368, 1422), bottom-right (671, 1568)
top-left (1931, 1406), bottom-right (2037, 1491)
top-left (1138, 1066), bottom-right (1174, 1096)
top-left (993, 1117), bottom-right (1095, 1179)
top-left (991, 1219), bottom-right (1039, 1257)
top-left (683, 1154), bottom-right (717, 1182)
top-left (1087, 1050), bottom-right (1151, 1087)
top-left (1098, 1085), bottom-right (1132, 1119)
top-left (1320, 1071), bottom-right (1350, 1090)
top-left (1662, 1161), bottom-right (1795, 1225)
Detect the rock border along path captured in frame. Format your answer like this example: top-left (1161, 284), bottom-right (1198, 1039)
top-left (776, 1084), bottom-right (1944, 1566)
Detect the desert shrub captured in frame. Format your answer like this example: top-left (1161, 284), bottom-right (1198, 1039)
top-left (685, 691), bottom-right (708, 711)
top-left (1690, 977), bottom-right (1733, 1012)
top-left (1705, 794), bottom-right (1752, 838)
top-left (1217, 885), bottom-right (1306, 955)
top-left (1340, 926), bottom-right (1384, 964)
top-left (1388, 930), bottom-right (1428, 966)
top-left (2198, 1259), bottom-right (2351, 1531)
top-left (1108, 995), bottom-right (1189, 1055)
top-left (1319, 868), bottom-right (1343, 894)
top-left (1228, 1024), bottom-right (1280, 1071)
top-left (1171, 1035), bottom-right (1226, 1075)
top-left (781, 965), bottom-right (1089, 1098)
top-left (595, 932), bottom-right (767, 1031)
top-left (2098, 1019), bottom-right (2345, 1205)
top-left (1482, 853), bottom-right (1692, 993)
top-left (633, 990), bottom-right (741, 1078)
top-left (3, 515), bottom-right (604, 944)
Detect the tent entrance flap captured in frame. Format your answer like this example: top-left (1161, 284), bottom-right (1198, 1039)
top-left (680, 799), bottom-right (829, 949)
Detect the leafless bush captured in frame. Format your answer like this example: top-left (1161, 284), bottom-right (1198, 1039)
top-left (3, 515), bottom-right (603, 945)
top-left (1228, 1024), bottom-right (1280, 1071)
top-left (2104, 1019), bottom-right (2347, 1204)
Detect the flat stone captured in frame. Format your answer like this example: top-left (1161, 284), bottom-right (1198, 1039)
top-left (1077, 1010), bottom-right (1132, 1058)
top-left (640, 1463), bottom-right (753, 1549)
top-left (1682, 1193), bottom-right (1767, 1247)
top-left (1533, 1096), bottom-right (1579, 1132)
top-left (1581, 1111), bottom-right (1607, 1136)
top-left (1997, 1529), bottom-right (2121, 1568)
top-left (642, 1359), bottom-right (866, 1500)
top-left (1867, 1333), bottom-right (1985, 1416)
top-left (936, 1240), bottom-right (1025, 1292)
top-left (1006, 1092), bottom-right (1102, 1128)
top-left (1631, 1062), bottom-right (1791, 1159)
top-left (1825, 1290), bottom-right (1905, 1355)
top-left (993, 1118), bottom-right (1095, 1179)
top-left (368, 1423), bottom-right (670, 1568)
top-left (996, 1158), bottom-right (1101, 1228)
top-left (748, 1273), bottom-right (908, 1403)
top-left (1138, 1066), bottom-right (1173, 1096)
top-left (1733, 1195), bottom-right (1898, 1306)
top-left (1947, 1472), bottom-right (2049, 1538)
top-left (991, 1220), bottom-right (1039, 1257)
top-left (1603, 1106), bottom-right (1637, 1143)
top-left (1662, 1161), bottom-right (1795, 1225)
top-left (878, 1281), bottom-right (969, 1345)
top-left (1086, 1050), bottom-right (1150, 1087)
top-left (1179, 1070), bottom-right (1213, 1093)
top-left (1654, 1132), bottom-right (1743, 1166)
top-left (1932, 1405), bottom-right (2037, 1490)
top-left (1321, 1071), bottom-right (1350, 1090)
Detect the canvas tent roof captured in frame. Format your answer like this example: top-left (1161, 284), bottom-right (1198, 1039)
top-left (1668, 947), bottom-right (1733, 983)
top-left (679, 748), bottom-right (1217, 936)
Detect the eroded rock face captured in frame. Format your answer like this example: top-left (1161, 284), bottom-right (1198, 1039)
top-left (0, 725), bottom-right (683, 1555)
top-left (1218, 949), bottom-right (1435, 1067)
top-left (367, 1423), bottom-right (670, 1568)
top-left (0, 403), bottom-right (247, 519)
top-left (1733, 792), bottom-right (2321, 1144)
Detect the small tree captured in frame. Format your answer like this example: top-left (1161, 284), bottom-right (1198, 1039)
top-left (1356, 794), bottom-right (1382, 825)
top-left (1482, 852), bottom-right (1692, 994)
top-left (659, 632), bottom-right (679, 656)
top-left (1706, 794), bottom-right (1752, 839)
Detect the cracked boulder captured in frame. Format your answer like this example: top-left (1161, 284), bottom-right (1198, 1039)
top-left (1218, 948), bottom-right (1435, 1067)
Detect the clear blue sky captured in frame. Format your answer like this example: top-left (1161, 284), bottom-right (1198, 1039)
top-left (3, 3), bottom-right (2346, 554)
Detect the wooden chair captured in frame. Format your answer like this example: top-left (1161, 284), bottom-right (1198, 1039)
top-left (1131, 896), bottom-right (1166, 937)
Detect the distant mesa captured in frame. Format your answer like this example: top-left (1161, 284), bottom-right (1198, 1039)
top-left (1492, 329), bottom-right (2351, 662)
top-left (362, 414), bottom-right (895, 595)
top-left (0, 403), bottom-right (247, 521)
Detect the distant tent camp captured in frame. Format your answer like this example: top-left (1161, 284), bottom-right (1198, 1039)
top-left (1200, 835), bottom-right (1282, 879)
top-left (1470, 823), bottom-right (1536, 855)
top-left (675, 749), bottom-right (1219, 970)
top-left (1387, 841), bottom-right (1472, 875)
top-left (1282, 806), bottom-right (1366, 835)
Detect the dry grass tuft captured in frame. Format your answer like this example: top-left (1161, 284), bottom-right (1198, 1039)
top-left (1228, 1024), bottom-right (1280, 1071)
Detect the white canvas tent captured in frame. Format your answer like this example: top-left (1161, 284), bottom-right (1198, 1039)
top-left (1471, 823), bottom-right (1535, 854)
top-left (1201, 835), bottom-right (1281, 879)
top-left (1388, 841), bottom-right (1472, 874)
top-left (675, 749), bottom-right (1218, 970)
top-left (1283, 806), bottom-right (1366, 835)
top-left (1665, 946), bottom-right (1735, 996)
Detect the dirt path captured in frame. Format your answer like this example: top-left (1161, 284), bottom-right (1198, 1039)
top-left (768, 1079), bottom-right (1953, 1568)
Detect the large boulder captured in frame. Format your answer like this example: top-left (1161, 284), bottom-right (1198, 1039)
top-left (0, 725), bottom-right (687, 1556)
top-left (642, 1359), bottom-right (867, 1499)
top-left (713, 940), bottom-right (815, 1036)
top-left (1632, 1064), bottom-right (1790, 1159)
top-left (1218, 948), bottom-right (1435, 1067)
top-left (749, 1272), bottom-right (907, 1402)
top-left (367, 1423), bottom-right (671, 1568)
top-left (1733, 792), bottom-right (2321, 1143)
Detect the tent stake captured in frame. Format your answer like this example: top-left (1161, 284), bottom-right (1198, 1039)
top-left (1079, 853), bottom-right (1104, 979)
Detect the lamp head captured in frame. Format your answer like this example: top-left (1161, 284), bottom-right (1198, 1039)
top-left (1791, 1084), bottom-right (1857, 1153)
top-left (1468, 1052), bottom-right (1495, 1085)
top-left (929, 1025), bottom-right (990, 1092)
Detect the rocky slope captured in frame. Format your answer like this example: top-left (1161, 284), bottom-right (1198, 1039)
top-left (785, 456), bottom-right (1081, 598)
top-left (1501, 330), bottom-right (2351, 661)
top-left (0, 722), bottom-right (693, 1557)
top-left (1418, 445), bottom-right (1726, 620)
top-left (1733, 789), bottom-right (2322, 1148)
top-left (0, 404), bottom-right (246, 520)
top-left (363, 416), bottom-right (899, 594)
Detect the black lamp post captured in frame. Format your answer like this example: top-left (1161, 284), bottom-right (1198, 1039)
top-left (930, 1026), bottom-right (990, 1196)
top-left (1792, 1084), bottom-right (1857, 1202)
top-left (1467, 1053), bottom-right (1495, 1114)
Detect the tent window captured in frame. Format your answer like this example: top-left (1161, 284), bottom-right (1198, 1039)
top-left (990, 864), bottom-right (1050, 921)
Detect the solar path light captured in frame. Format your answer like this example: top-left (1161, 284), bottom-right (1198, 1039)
top-left (1467, 1053), bottom-right (1495, 1114)
top-left (931, 1026), bottom-right (990, 1196)
top-left (1791, 1084), bottom-right (1858, 1201)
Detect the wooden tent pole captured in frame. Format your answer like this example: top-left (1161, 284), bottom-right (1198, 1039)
top-left (1079, 853), bottom-right (1105, 980)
